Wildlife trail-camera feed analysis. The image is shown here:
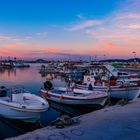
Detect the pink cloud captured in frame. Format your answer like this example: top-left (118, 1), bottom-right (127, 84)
top-left (0, 40), bottom-right (139, 59)
top-left (65, 20), bottom-right (102, 31)
top-left (125, 24), bottom-right (140, 29)
top-left (117, 13), bottom-right (140, 19)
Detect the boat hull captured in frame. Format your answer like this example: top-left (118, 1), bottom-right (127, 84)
top-left (78, 85), bottom-right (140, 100)
top-left (40, 90), bottom-right (108, 106)
top-left (109, 87), bottom-right (140, 100)
top-left (0, 103), bottom-right (41, 122)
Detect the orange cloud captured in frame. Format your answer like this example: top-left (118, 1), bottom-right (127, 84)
top-left (0, 39), bottom-right (139, 60)
top-left (0, 49), bottom-right (19, 57)
top-left (41, 48), bottom-right (60, 53)
top-left (4, 44), bottom-right (18, 49)
top-left (124, 24), bottom-right (140, 29)
top-left (106, 42), bottom-right (119, 51)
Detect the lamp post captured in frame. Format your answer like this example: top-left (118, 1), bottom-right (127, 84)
top-left (103, 54), bottom-right (106, 60)
top-left (132, 51), bottom-right (136, 61)
top-left (132, 51), bottom-right (136, 67)
top-left (94, 55), bottom-right (97, 62)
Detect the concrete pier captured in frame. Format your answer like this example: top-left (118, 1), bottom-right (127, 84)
top-left (7, 99), bottom-right (140, 140)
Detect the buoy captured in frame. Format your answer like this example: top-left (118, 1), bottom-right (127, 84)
top-left (87, 77), bottom-right (90, 82)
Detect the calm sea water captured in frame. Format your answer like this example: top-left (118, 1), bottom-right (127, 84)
top-left (1, 64), bottom-right (139, 139)
top-left (0, 64), bottom-right (87, 139)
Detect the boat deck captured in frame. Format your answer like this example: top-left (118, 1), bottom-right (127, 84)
top-left (50, 89), bottom-right (107, 98)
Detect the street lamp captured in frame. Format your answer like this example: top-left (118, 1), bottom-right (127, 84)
top-left (132, 51), bottom-right (137, 67)
top-left (132, 51), bottom-right (136, 62)
top-left (94, 55), bottom-right (97, 62)
top-left (103, 54), bottom-right (106, 60)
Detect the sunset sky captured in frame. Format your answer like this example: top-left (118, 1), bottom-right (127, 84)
top-left (0, 0), bottom-right (139, 60)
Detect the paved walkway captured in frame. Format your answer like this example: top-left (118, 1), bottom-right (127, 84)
top-left (7, 99), bottom-right (140, 140)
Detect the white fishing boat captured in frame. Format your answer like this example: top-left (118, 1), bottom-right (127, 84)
top-left (109, 79), bottom-right (140, 100)
top-left (0, 87), bottom-right (49, 122)
top-left (108, 86), bottom-right (140, 100)
top-left (40, 87), bottom-right (108, 106)
top-left (77, 78), bottom-right (140, 100)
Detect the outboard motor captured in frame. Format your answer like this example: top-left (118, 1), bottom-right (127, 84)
top-left (44, 81), bottom-right (53, 90)
top-left (0, 86), bottom-right (7, 97)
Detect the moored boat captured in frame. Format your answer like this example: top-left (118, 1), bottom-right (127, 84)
top-left (108, 79), bottom-right (140, 100)
top-left (40, 87), bottom-right (108, 106)
top-left (0, 86), bottom-right (49, 122)
top-left (77, 78), bottom-right (140, 100)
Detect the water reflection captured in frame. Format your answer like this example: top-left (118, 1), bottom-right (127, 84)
top-left (48, 100), bottom-right (101, 117)
top-left (0, 64), bottom-right (66, 93)
top-left (0, 64), bottom-right (98, 139)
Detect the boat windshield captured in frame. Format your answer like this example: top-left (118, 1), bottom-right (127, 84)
top-left (10, 86), bottom-right (26, 94)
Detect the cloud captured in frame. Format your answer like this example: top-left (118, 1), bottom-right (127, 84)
top-left (117, 13), bottom-right (140, 19)
top-left (106, 42), bottom-right (118, 50)
top-left (123, 24), bottom-right (140, 29)
top-left (85, 29), bottom-right (96, 36)
top-left (3, 44), bottom-right (18, 49)
top-left (0, 34), bottom-right (32, 45)
top-left (83, 0), bottom-right (140, 58)
top-left (40, 48), bottom-right (60, 53)
top-left (65, 20), bottom-right (102, 31)
top-left (1, 0), bottom-right (140, 59)
top-left (61, 0), bottom-right (140, 58)
top-left (36, 32), bottom-right (48, 37)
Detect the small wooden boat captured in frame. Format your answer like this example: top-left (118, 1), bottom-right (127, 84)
top-left (40, 87), bottom-right (108, 106)
top-left (0, 87), bottom-right (49, 122)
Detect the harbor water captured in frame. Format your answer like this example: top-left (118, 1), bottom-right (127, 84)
top-left (0, 64), bottom-right (94, 139)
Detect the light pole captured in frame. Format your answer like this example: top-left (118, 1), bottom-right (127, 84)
top-left (103, 54), bottom-right (106, 60)
top-left (132, 51), bottom-right (136, 67)
top-left (94, 55), bottom-right (97, 62)
top-left (132, 51), bottom-right (136, 61)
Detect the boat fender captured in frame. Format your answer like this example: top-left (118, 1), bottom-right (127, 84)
top-left (87, 77), bottom-right (90, 82)
top-left (60, 95), bottom-right (64, 100)
top-left (118, 81), bottom-right (124, 87)
top-left (137, 80), bottom-right (140, 86)
top-left (44, 81), bottom-right (53, 90)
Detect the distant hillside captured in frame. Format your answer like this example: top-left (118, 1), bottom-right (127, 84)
top-left (100, 58), bottom-right (140, 63)
top-left (22, 58), bottom-right (140, 63)
top-left (127, 58), bottom-right (140, 62)
top-left (23, 59), bottom-right (47, 63)
top-left (35, 59), bottom-right (47, 63)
